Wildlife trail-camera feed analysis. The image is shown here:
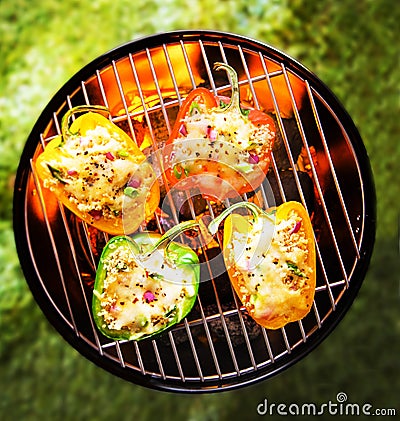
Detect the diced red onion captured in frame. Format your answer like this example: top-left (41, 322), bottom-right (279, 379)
top-left (67, 169), bottom-right (77, 176)
top-left (143, 290), bottom-right (155, 303)
top-left (128, 178), bottom-right (141, 188)
top-left (290, 220), bottom-right (302, 234)
top-left (89, 210), bottom-right (102, 220)
top-left (105, 152), bottom-right (115, 161)
top-left (248, 153), bottom-right (260, 164)
top-left (207, 127), bottom-right (217, 141)
top-left (179, 124), bottom-right (187, 136)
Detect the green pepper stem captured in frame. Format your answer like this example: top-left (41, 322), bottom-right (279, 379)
top-left (143, 220), bottom-right (200, 258)
top-left (208, 201), bottom-right (274, 235)
top-left (213, 62), bottom-right (247, 118)
top-left (61, 105), bottom-right (110, 140)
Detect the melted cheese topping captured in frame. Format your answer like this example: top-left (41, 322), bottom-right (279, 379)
top-left (42, 126), bottom-right (155, 221)
top-left (97, 244), bottom-right (196, 336)
top-left (227, 211), bottom-right (312, 320)
top-left (169, 101), bottom-right (274, 173)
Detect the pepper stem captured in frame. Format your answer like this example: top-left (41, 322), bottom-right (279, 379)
top-left (143, 220), bottom-right (200, 258)
top-left (208, 201), bottom-right (274, 235)
top-left (61, 105), bottom-right (110, 140)
top-left (213, 62), bottom-right (247, 118)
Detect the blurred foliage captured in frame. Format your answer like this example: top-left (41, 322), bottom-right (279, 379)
top-left (0, 0), bottom-right (399, 419)
top-left (276, 0), bottom-right (399, 237)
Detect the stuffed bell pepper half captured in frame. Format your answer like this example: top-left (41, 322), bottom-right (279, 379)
top-left (92, 220), bottom-right (200, 341)
top-left (208, 201), bottom-right (316, 329)
top-left (165, 62), bottom-right (276, 200)
top-left (35, 105), bottom-right (160, 235)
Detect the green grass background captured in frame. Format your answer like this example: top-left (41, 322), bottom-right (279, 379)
top-left (1, 0), bottom-right (398, 419)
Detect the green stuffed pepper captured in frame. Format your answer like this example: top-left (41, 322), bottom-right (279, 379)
top-left (92, 221), bottom-right (200, 341)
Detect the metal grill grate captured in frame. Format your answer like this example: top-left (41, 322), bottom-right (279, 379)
top-left (14, 31), bottom-right (375, 392)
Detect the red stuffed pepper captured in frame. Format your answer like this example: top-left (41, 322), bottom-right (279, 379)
top-left (165, 62), bottom-right (276, 200)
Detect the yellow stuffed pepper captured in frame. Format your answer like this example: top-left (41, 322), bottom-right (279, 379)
top-left (208, 201), bottom-right (316, 329)
top-left (35, 105), bottom-right (160, 235)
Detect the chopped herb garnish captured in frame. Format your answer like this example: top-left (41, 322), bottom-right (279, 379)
top-left (189, 101), bottom-right (201, 116)
top-left (124, 186), bottom-right (139, 198)
top-left (149, 273), bottom-right (164, 281)
top-left (287, 261), bottom-right (306, 277)
top-left (165, 305), bottom-right (177, 318)
top-left (173, 164), bottom-right (188, 179)
top-left (47, 164), bottom-right (67, 184)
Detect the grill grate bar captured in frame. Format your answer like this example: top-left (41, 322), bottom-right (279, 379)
top-left (146, 48), bottom-right (173, 135)
top-left (127, 54), bottom-right (159, 146)
top-left (199, 40), bottom-right (217, 94)
top-left (80, 222), bottom-right (97, 272)
top-left (261, 328), bottom-right (275, 363)
top-left (111, 60), bottom-right (138, 143)
top-left (316, 244), bottom-right (336, 310)
top-left (238, 45), bottom-right (260, 108)
top-left (168, 331), bottom-right (186, 382)
top-left (312, 301), bottom-right (322, 329)
top-left (298, 319), bottom-right (307, 343)
top-left (162, 43), bottom-right (184, 105)
top-left (233, 294), bottom-right (258, 369)
top-left (281, 327), bottom-right (292, 354)
top-left (81, 80), bottom-right (90, 104)
top-left (180, 40), bottom-right (197, 90)
top-left (196, 295), bottom-right (223, 378)
top-left (281, 65), bottom-right (350, 287)
top-left (257, 56), bottom-right (292, 204)
top-left (96, 69), bottom-right (111, 109)
top-left (134, 341), bottom-right (146, 375)
top-left (202, 244), bottom-right (241, 375)
top-left (273, 66), bottom-right (310, 209)
top-left (115, 341), bottom-right (126, 368)
top-left (29, 159), bottom-right (79, 334)
top-left (152, 340), bottom-right (166, 380)
top-left (306, 81), bottom-right (360, 258)
top-left (184, 318), bottom-right (205, 381)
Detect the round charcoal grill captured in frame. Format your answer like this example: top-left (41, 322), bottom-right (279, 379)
top-left (13, 31), bottom-right (375, 392)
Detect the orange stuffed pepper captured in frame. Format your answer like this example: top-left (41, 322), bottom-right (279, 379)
top-left (165, 62), bottom-right (276, 200)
